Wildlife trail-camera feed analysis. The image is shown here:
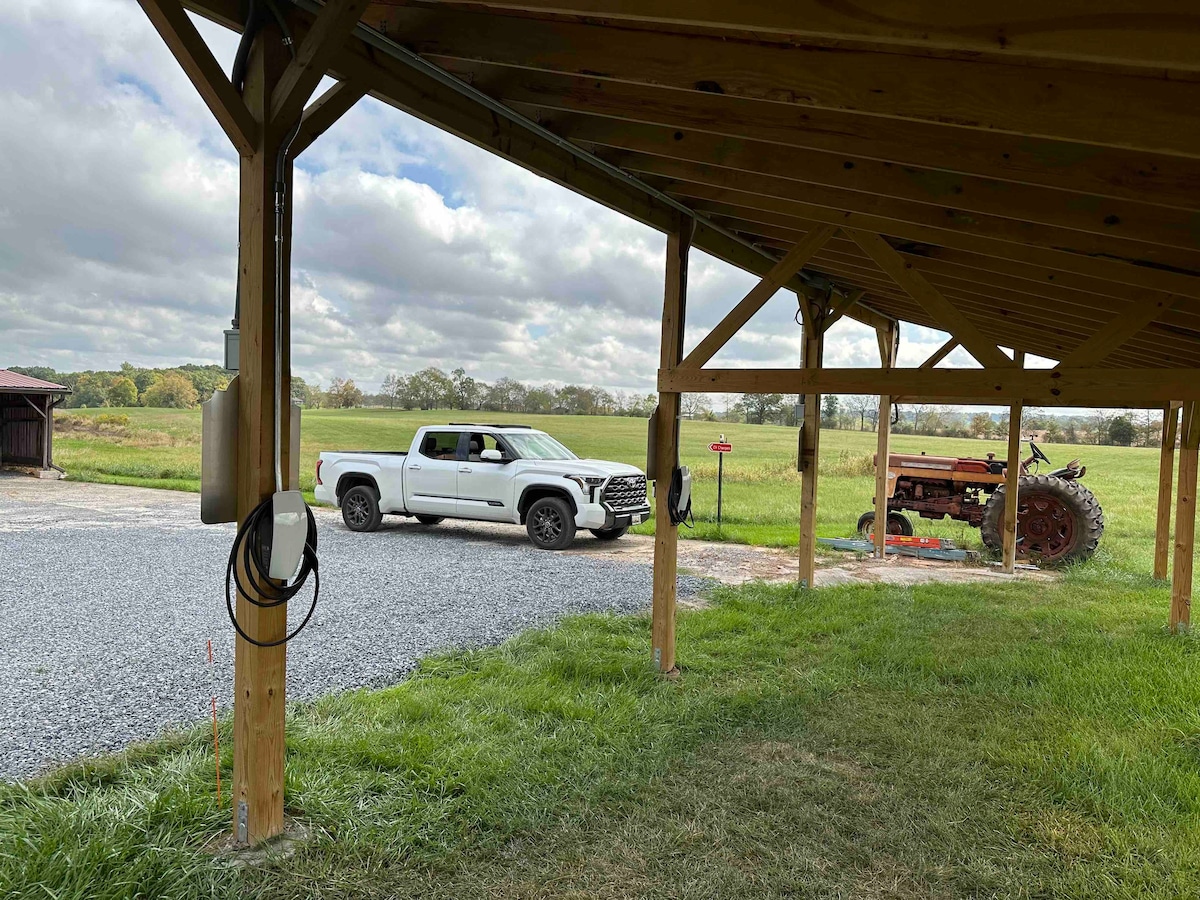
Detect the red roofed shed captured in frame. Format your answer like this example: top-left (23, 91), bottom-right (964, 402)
top-left (0, 370), bottom-right (71, 473)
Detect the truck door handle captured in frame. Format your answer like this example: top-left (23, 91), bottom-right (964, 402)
top-left (408, 464), bottom-right (422, 471)
top-left (459, 466), bottom-right (472, 473)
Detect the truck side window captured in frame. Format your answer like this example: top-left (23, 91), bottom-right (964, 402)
top-left (469, 433), bottom-right (509, 462)
top-left (419, 431), bottom-right (461, 460)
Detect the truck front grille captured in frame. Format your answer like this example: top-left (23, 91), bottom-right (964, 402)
top-left (603, 474), bottom-right (648, 510)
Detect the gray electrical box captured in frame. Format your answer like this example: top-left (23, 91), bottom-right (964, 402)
top-left (223, 328), bottom-right (239, 372)
top-left (201, 375), bottom-right (302, 524)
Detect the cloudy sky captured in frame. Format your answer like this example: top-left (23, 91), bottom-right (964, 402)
top-left (1, 0), bottom-right (975, 395)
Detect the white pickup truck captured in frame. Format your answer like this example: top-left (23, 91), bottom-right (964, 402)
top-left (314, 424), bottom-right (651, 550)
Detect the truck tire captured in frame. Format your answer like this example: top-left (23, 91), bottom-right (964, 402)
top-left (414, 515), bottom-right (444, 525)
top-left (589, 525), bottom-right (629, 541)
top-left (856, 511), bottom-right (914, 538)
top-left (342, 484), bottom-right (383, 533)
top-left (526, 496), bottom-right (577, 550)
top-left (980, 475), bottom-right (1104, 566)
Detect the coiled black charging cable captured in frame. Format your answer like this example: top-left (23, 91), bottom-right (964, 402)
top-left (225, 496), bottom-right (320, 647)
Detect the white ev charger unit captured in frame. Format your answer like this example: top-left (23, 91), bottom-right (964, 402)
top-left (265, 490), bottom-right (309, 580)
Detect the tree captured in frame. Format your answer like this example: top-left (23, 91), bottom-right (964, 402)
top-left (1108, 415), bottom-right (1135, 447)
top-left (71, 373), bottom-right (110, 408)
top-left (680, 393), bottom-right (710, 419)
top-left (291, 376), bottom-right (323, 408)
top-left (844, 395), bottom-right (874, 430)
top-left (408, 367), bottom-right (454, 409)
top-left (106, 376), bottom-right (138, 408)
top-left (450, 368), bottom-right (482, 409)
top-left (142, 372), bottom-right (199, 408)
top-left (380, 373), bottom-right (401, 409)
top-left (970, 412), bottom-right (993, 439)
top-left (326, 377), bottom-right (364, 409)
top-left (821, 394), bottom-right (840, 428)
top-left (742, 393), bottom-right (784, 425)
top-left (1091, 409), bottom-right (1113, 444)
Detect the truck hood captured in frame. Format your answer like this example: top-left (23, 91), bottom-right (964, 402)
top-left (516, 458), bottom-right (644, 479)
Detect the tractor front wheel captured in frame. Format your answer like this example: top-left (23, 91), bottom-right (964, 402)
top-left (980, 475), bottom-right (1104, 566)
top-left (856, 511), bottom-right (914, 539)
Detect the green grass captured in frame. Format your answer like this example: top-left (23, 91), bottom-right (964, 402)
top-left (53, 407), bottom-right (1173, 568)
top-left (6, 567), bottom-right (1200, 898)
top-left (14, 406), bottom-right (1198, 896)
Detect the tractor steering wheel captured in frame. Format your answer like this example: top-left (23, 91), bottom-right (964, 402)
top-left (1029, 441), bottom-right (1051, 465)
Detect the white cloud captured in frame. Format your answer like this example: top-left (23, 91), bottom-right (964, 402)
top-left (1, 0), bottom-right (976, 400)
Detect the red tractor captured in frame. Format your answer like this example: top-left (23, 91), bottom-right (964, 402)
top-left (858, 441), bottom-right (1104, 565)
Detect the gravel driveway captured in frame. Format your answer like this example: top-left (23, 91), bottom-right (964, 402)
top-left (0, 476), bottom-right (708, 781)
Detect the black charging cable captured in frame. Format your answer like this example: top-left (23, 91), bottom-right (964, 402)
top-left (225, 496), bottom-right (320, 647)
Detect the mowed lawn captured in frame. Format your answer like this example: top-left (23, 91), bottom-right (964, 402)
top-left (54, 405), bottom-right (1175, 569)
top-left (7, 406), bottom-right (1199, 897)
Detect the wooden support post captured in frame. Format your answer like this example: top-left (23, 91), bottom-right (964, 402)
top-left (874, 322), bottom-right (898, 559)
top-left (798, 301), bottom-right (823, 587)
top-left (231, 21), bottom-right (295, 847)
top-left (1156, 404), bottom-right (1181, 580)
top-left (651, 215), bottom-right (691, 674)
top-left (1002, 352), bottom-right (1025, 574)
top-left (1171, 400), bottom-right (1200, 633)
top-left (42, 395), bottom-right (51, 470)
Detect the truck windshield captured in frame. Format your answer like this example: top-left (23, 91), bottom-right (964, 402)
top-left (504, 432), bottom-right (578, 460)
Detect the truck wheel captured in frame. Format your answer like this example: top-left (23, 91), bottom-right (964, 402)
top-left (414, 515), bottom-right (444, 525)
top-left (980, 475), bottom-right (1104, 566)
top-left (342, 485), bottom-right (382, 533)
top-left (526, 496), bottom-right (577, 550)
top-left (589, 525), bottom-right (629, 541)
top-left (856, 511), bottom-right (914, 538)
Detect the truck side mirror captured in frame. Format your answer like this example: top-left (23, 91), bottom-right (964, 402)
top-left (480, 448), bottom-right (503, 461)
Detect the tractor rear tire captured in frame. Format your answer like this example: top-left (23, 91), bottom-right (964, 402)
top-left (980, 475), bottom-right (1104, 566)
top-left (856, 511), bottom-right (915, 538)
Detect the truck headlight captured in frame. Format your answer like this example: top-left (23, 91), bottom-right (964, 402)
top-left (564, 474), bottom-right (605, 501)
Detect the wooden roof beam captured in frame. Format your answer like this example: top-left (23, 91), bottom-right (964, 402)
top-left (848, 230), bottom-right (1015, 368)
top-left (291, 79), bottom-right (368, 156)
top-left (412, 1), bottom-right (1200, 71)
top-left (1058, 295), bottom-right (1181, 367)
top-left (659, 366), bottom-right (1200, 407)
top-left (383, 5), bottom-right (1200, 157)
top-left (137, 0), bottom-right (258, 155)
top-left (442, 60), bottom-right (1200, 212)
top-left (679, 224), bottom-right (838, 368)
top-left (271, 0), bottom-right (374, 129)
top-left (603, 149), bottom-right (1200, 274)
top-left (558, 116), bottom-right (1200, 254)
top-left (919, 339), bottom-right (960, 369)
top-left (644, 177), bottom-right (1200, 301)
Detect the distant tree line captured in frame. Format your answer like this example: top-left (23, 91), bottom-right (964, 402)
top-left (8, 363), bottom-right (227, 410)
top-left (360, 367), bottom-right (659, 418)
top-left (729, 391), bottom-right (1167, 448)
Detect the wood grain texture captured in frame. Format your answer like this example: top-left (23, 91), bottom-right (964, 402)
top-left (651, 217), bottom-right (690, 673)
top-left (399, 1), bottom-right (1200, 70)
top-left (138, 0), bottom-right (258, 154)
top-left (658, 367), bottom-right (1200, 407)
top-left (291, 79), bottom-right (368, 156)
top-left (1156, 405), bottom-right (1181, 581)
top-left (1171, 400), bottom-right (1199, 632)
top-left (798, 326), bottom-right (822, 587)
top-left (680, 224), bottom-right (836, 368)
top-left (271, 0), bottom-right (373, 129)
top-left (232, 23), bottom-right (291, 846)
top-left (382, 5), bottom-right (1200, 156)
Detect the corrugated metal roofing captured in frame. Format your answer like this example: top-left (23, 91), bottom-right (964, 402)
top-left (0, 369), bottom-right (70, 392)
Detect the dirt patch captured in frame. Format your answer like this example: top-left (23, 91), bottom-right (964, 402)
top-left (567, 531), bottom-right (1056, 589)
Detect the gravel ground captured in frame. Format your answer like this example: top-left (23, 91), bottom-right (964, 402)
top-left (0, 476), bottom-right (708, 781)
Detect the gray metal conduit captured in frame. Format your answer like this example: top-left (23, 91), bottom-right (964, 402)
top-left (286, 0), bottom-right (861, 305)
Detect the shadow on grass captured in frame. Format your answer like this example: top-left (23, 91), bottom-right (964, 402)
top-left (5, 570), bottom-right (1200, 899)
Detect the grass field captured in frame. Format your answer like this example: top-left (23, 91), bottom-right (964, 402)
top-left (53, 406), bottom-right (1176, 570)
top-left (9, 406), bottom-right (1199, 897)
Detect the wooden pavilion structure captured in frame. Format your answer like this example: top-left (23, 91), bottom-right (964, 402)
top-left (0, 370), bottom-right (70, 474)
top-left (135, 0), bottom-right (1200, 844)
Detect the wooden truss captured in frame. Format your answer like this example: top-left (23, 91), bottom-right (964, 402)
top-left (142, 0), bottom-right (1200, 843)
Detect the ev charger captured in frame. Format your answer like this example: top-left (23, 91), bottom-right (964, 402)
top-left (266, 490), bottom-right (308, 580)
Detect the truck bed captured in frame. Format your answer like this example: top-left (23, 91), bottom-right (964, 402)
top-left (324, 450), bottom-right (408, 455)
